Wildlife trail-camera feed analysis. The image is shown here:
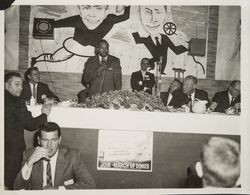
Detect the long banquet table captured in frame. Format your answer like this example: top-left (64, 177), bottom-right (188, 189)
top-left (27, 105), bottom-right (240, 135)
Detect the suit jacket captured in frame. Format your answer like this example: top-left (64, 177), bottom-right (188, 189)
top-left (83, 54), bottom-right (122, 97)
top-left (132, 32), bottom-right (188, 73)
top-left (212, 90), bottom-right (241, 113)
top-left (160, 91), bottom-right (172, 106)
top-left (130, 70), bottom-right (155, 94)
top-left (14, 145), bottom-right (96, 190)
top-left (21, 81), bottom-right (60, 104)
top-left (169, 88), bottom-right (210, 108)
top-left (4, 90), bottom-right (47, 189)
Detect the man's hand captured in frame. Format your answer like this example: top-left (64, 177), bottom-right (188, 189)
top-left (41, 104), bottom-right (52, 116)
top-left (207, 102), bottom-right (218, 112)
top-left (97, 64), bottom-right (108, 75)
top-left (234, 102), bottom-right (241, 110)
top-left (27, 147), bottom-right (50, 167)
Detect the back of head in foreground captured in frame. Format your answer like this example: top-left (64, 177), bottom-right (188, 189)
top-left (201, 137), bottom-right (240, 188)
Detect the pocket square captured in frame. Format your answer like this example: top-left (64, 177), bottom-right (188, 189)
top-left (64, 179), bottom-right (74, 186)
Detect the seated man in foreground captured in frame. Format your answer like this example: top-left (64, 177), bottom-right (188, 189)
top-left (130, 58), bottom-right (155, 94)
top-left (186, 137), bottom-right (240, 188)
top-left (169, 75), bottom-right (210, 108)
top-left (14, 122), bottom-right (96, 190)
top-left (21, 67), bottom-right (60, 104)
top-left (208, 80), bottom-right (241, 113)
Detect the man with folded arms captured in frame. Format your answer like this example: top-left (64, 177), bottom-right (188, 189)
top-left (208, 80), bottom-right (240, 113)
top-left (14, 122), bottom-right (96, 190)
top-left (130, 58), bottom-right (155, 94)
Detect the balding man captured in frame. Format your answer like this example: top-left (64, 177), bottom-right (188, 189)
top-left (208, 80), bottom-right (241, 113)
top-left (169, 75), bottom-right (210, 108)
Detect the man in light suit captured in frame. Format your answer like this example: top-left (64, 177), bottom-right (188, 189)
top-left (14, 122), bottom-right (96, 190)
top-left (208, 80), bottom-right (241, 113)
top-left (130, 58), bottom-right (155, 94)
top-left (132, 5), bottom-right (188, 74)
top-left (21, 67), bottom-right (60, 104)
top-left (170, 75), bottom-right (210, 108)
top-left (82, 39), bottom-right (122, 97)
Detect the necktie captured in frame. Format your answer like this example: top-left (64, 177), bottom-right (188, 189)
top-left (101, 57), bottom-right (105, 65)
top-left (155, 37), bottom-right (161, 48)
top-left (188, 94), bottom-right (192, 109)
top-left (46, 160), bottom-right (53, 187)
top-left (230, 97), bottom-right (235, 106)
top-left (33, 84), bottom-right (37, 101)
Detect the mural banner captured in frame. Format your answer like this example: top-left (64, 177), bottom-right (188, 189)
top-left (97, 130), bottom-right (153, 172)
top-left (28, 5), bottom-right (208, 78)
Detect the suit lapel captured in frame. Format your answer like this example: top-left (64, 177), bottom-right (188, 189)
top-left (54, 148), bottom-right (67, 187)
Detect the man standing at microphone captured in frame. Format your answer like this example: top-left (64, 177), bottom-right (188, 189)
top-left (82, 39), bottom-right (122, 97)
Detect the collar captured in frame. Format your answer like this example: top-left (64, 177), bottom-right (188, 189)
top-left (151, 34), bottom-right (162, 45)
top-left (99, 55), bottom-right (108, 62)
top-left (228, 91), bottom-right (234, 100)
top-left (29, 82), bottom-right (38, 87)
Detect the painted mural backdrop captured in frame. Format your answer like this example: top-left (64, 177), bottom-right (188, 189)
top-left (28, 5), bottom-right (208, 78)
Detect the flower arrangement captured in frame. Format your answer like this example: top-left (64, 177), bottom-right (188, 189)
top-left (85, 90), bottom-right (167, 112)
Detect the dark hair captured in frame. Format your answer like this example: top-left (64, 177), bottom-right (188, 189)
top-left (185, 75), bottom-right (198, 84)
top-left (4, 72), bottom-right (21, 83)
top-left (24, 67), bottom-right (39, 81)
top-left (98, 39), bottom-right (109, 47)
top-left (230, 80), bottom-right (240, 88)
top-left (37, 122), bottom-right (61, 138)
top-left (172, 78), bottom-right (182, 86)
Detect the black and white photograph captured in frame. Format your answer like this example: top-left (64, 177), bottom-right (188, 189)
top-left (1, 0), bottom-right (250, 194)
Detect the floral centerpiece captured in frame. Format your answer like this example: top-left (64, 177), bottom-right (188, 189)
top-left (85, 90), bottom-right (167, 112)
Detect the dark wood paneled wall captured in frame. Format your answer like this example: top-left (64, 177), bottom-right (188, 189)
top-left (13, 5), bottom-right (231, 102)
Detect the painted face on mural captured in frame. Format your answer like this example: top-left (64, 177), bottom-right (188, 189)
top-left (139, 5), bottom-right (167, 35)
top-left (79, 5), bottom-right (108, 30)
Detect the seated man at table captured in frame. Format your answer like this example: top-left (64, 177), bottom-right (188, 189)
top-left (160, 79), bottom-right (182, 106)
top-left (186, 137), bottom-right (240, 188)
top-left (14, 122), bottom-right (96, 190)
top-left (130, 58), bottom-right (155, 94)
top-left (21, 67), bottom-right (60, 104)
top-left (169, 75), bottom-right (210, 108)
top-left (208, 80), bottom-right (241, 113)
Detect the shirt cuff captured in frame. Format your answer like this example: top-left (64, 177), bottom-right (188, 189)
top-left (21, 162), bottom-right (33, 180)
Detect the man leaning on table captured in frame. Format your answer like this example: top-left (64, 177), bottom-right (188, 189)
top-left (4, 72), bottom-right (51, 190)
top-left (14, 122), bottom-right (96, 190)
top-left (208, 80), bottom-right (241, 113)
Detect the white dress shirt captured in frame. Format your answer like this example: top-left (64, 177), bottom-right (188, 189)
top-left (29, 82), bottom-right (38, 99)
top-left (42, 150), bottom-right (59, 187)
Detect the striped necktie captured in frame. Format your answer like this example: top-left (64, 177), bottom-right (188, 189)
top-left (46, 160), bottom-right (53, 187)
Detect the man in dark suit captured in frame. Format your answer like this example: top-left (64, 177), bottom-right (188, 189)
top-left (208, 80), bottom-right (241, 113)
top-left (82, 39), bottom-right (122, 97)
top-left (169, 75), bottom-right (210, 108)
top-left (130, 58), bottom-right (155, 94)
top-left (21, 67), bottom-right (60, 104)
top-left (132, 6), bottom-right (188, 74)
top-left (160, 79), bottom-right (182, 106)
top-left (4, 72), bottom-right (51, 190)
top-left (14, 122), bottom-right (96, 190)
